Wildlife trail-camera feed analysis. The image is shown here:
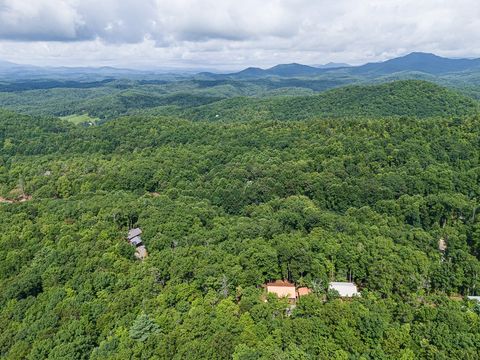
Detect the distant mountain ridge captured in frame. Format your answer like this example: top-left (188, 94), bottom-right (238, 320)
top-left (314, 62), bottom-right (351, 69)
top-left (199, 52), bottom-right (480, 79)
top-left (0, 59), bottom-right (25, 69)
top-left (199, 62), bottom-right (350, 79)
top-left (2, 52), bottom-right (480, 81)
top-left (350, 52), bottom-right (480, 75)
top-left (229, 63), bottom-right (326, 78)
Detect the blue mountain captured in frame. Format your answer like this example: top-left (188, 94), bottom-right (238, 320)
top-left (350, 52), bottom-right (480, 75)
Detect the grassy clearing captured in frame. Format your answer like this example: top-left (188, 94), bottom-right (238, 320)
top-left (60, 113), bottom-right (100, 125)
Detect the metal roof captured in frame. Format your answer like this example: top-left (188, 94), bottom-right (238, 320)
top-left (129, 236), bottom-right (143, 246)
top-left (127, 228), bottom-right (142, 240)
top-left (329, 282), bottom-right (360, 297)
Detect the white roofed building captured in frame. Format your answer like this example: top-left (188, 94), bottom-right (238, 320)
top-left (329, 282), bottom-right (360, 297)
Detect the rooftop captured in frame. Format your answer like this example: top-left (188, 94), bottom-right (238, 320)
top-left (329, 282), bottom-right (360, 297)
top-left (127, 228), bottom-right (142, 240)
top-left (265, 280), bottom-right (296, 288)
top-left (297, 287), bottom-right (312, 297)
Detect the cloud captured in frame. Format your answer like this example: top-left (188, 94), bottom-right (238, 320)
top-left (0, 0), bottom-right (301, 43)
top-left (0, 0), bottom-right (479, 68)
top-left (75, 0), bottom-right (158, 43)
top-left (0, 0), bottom-right (82, 41)
top-left (151, 0), bottom-right (301, 43)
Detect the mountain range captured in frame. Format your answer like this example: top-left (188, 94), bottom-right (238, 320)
top-left (198, 52), bottom-right (480, 79)
top-left (349, 52), bottom-right (480, 75)
top-left (2, 52), bottom-right (480, 81)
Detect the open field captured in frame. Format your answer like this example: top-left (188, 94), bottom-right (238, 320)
top-left (60, 113), bottom-right (100, 125)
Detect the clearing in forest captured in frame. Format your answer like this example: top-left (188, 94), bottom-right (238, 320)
top-left (60, 113), bottom-right (100, 125)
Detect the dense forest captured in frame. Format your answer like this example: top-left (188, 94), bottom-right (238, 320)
top-left (1, 79), bottom-right (480, 359)
top-left (174, 80), bottom-right (480, 121)
top-left (0, 79), bottom-right (478, 122)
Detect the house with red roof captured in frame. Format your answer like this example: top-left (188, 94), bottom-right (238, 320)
top-left (265, 280), bottom-right (312, 303)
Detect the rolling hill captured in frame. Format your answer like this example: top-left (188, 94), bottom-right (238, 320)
top-left (1, 71), bottom-right (480, 360)
top-left (177, 80), bottom-right (480, 121)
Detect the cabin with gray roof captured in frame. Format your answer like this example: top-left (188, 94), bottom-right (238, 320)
top-left (128, 228), bottom-right (142, 243)
top-left (126, 228), bottom-right (148, 260)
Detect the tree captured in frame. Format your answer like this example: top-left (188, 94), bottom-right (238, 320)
top-left (129, 313), bottom-right (160, 342)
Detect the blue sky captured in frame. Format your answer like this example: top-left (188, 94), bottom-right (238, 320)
top-left (0, 0), bottom-right (479, 70)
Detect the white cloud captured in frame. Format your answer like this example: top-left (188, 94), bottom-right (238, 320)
top-left (0, 0), bottom-right (81, 40)
top-left (150, 0), bottom-right (301, 43)
top-left (0, 0), bottom-right (479, 68)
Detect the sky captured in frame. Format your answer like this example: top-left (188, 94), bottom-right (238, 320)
top-left (0, 0), bottom-right (479, 71)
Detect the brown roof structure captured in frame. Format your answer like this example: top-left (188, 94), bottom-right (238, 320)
top-left (265, 280), bottom-right (296, 300)
top-left (265, 280), bottom-right (296, 287)
top-left (297, 287), bottom-right (312, 297)
top-left (265, 280), bottom-right (312, 302)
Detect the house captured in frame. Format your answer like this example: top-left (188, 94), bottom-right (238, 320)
top-left (265, 280), bottom-right (297, 302)
top-left (127, 228), bottom-right (148, 260)
top-left (467, 296), bottom-right (480, 302)
top-left (329, 282), bottom-right (360, 297)
top-left (297, 287), bottom-right (312, 297)
top-left (265, 281), bottom-right (312, 303)
top-left (127, 228), bottom-right (143, 246)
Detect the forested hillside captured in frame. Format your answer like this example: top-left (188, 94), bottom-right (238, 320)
top-left (177, 80), bottom-right (480, 121)
top-left (1, 76), bottom-right (480, 122)
top-left (1, 97), bottom-right (480, 359)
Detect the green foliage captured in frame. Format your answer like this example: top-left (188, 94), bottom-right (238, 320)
top-left (0, 79), bottom-right (480, 359)
top-left (129, 312), bottom-right (160, 341)
top-left (0, 78), bottom-right (478, 121)
top-left (180, 80), bottom-right (480, 121)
